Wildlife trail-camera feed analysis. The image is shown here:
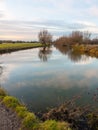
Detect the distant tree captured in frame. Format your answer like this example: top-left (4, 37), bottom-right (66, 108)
top-left (38, 30), bottom-right (52, 46)
top-left (70, 31), bottom-right (83, 44)
top-left (0, 40), bottom-right (2, 44)
top-left (83, 31), bottom-right (91, 44)
top-left (91, 38), bottom-right (98, 45)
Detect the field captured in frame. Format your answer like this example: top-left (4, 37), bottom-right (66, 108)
top-left (0, 43), bottom-right (43, 53)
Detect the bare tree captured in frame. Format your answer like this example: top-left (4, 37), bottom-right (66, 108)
top-left (83, 31), bottom-right (91, 44)
top-left (70, 31), bottom-right (83, 44)
top-left (38, 30), bottom-right (52, 46)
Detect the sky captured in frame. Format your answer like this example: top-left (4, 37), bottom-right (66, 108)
top-left (0, 0), bottom-right (98, 41)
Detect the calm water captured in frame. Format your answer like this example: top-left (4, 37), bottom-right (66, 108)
top-left (0, 46), bottom-right (98, 112)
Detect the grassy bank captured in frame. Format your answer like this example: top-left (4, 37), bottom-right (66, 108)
top-left (0, 88), bottom-right (98, 130)
top-left (72, 44), bottom-right (98, 58)
top-left (0, 43), bottom-right (43, 54)
top-left (0, 88), bottom-right (71, 130)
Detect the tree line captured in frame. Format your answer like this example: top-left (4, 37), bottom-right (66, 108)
top-left (0, 30), bottom-right (98, 45)
top-left (54, 31), bottom-right (98, 45)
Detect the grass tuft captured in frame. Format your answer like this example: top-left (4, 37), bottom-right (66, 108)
top-left (15, 106), bottom-right (28, 118)
top-left (3, 96), bottom-right (20, 109)
top-left (22, 112), bottom-right (39, 130)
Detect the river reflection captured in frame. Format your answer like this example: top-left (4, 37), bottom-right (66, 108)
top-left (38, 46), bottom-right (52, 62)
top-left (0, 47), bottom-right (98, 112)
top-left (55, 45), bottom-right (91, 63)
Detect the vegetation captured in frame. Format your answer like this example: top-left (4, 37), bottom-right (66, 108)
top-left (0, 43), bottom-right (43, 54)
top-left (0, 40), bottom-right (39, 44)
top-left (54, 31), bottom-right (98, 46)
top-left (38, 30), bottom-right (52, 46)
top-left (40, 120), bottom-right (71, 130)
top-left (43, 99), bottom-right (98, 130)
top-left (3, 96), bottom-right (20, 109)
top-left (54, 30), bottom-right (98, 58)
top-left (0, 88), bottom-right (98, 130)
top-left (72, 44), bottom-right (98, 58)
top-left (0, 88), bottom-right (71, 130)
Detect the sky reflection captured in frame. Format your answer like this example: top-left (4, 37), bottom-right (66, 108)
top-left (0, 47), bottom-right (98, 112)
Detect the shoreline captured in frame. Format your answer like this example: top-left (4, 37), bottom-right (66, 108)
top-left (55, 43), bottom-right (98, 58)
top-left (0, 88), bottom-right (71, 130)
top-left (0, 88), bottom-right (98, 130)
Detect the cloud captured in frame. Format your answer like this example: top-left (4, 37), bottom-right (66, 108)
top-left (0, 0), bottom-right (98, 40)
top-left (89, 6), bottom-right (98, 17)
top-left (0, 64), bottom-right (18, 84)
top-left (0, 0), bottom-right (13, 20)
top-left (0, 19), bottom-right (98, 40)
top-left (0, 11), bottom-right (4, 18)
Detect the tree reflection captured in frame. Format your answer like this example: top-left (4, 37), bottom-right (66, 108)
top-left (38, 46), bottom-right (52, 62)
top-left (55, 45), bottom-right (70, 55)
top-left (68, 50), bottom-right (82, 62)
top-left (55, 44), bottom-right (90, 63)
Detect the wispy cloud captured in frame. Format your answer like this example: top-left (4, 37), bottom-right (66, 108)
top-left (0, 19), bottom-right (98, 40)
top-left (0, 0), bottom-right (98, 40)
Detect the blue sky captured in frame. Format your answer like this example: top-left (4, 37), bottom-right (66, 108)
top-left (0, 0), bottom-right (98, 40)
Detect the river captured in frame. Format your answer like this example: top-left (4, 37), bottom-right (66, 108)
top-left (0, 46), bottom-right (98, 112)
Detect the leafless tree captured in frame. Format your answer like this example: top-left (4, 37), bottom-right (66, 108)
top-left (83, 31), bottom-right (91, 44)
top-left (38, 30), bottom-right (52, 46)
top-left (70, 31), bottom-right (83, 44)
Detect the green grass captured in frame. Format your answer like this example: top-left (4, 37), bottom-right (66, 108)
top-left (3, 96), bottom-right (20, 109)
top-left (0, 43), bottom-right (43, 53)
top-left (40, 120), bottom-right (71, 130)
top-left (15, 106), bottom-right (28, 118)
top-left (22, 113), bottom-right (39, 130)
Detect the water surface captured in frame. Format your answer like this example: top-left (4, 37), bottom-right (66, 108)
top-left (0, 47), bottom-right (98, 112)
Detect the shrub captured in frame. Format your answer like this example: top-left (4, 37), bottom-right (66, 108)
top-left (57, 122), bottom-right (71, 130)
top-left (41, 120), bottom-right (58, 130)
top-left (3, 96), bottom-right (20, 109)
top-left (40, 120), bottom-right (71, 130)
top-left (15, 106), bottom-right (28, 118)
top-left (87, 113), bottom-right (98, 130)
top-left (22, 112), bottom-right (38, 130)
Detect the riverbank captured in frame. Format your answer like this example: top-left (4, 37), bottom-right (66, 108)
top-left (55, 43), bottom-right (98, 58)
top-left (0, 43), bottom-right (43, 54)
top-left (0, 88), bottom-right (71, 130)
top-left (0, 88), bottom-right (98, 130)
top-left (72, 44), bottom-right (98, 58)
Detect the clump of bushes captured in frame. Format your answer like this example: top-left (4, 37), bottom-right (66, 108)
top-left (15, 106), bottom-right (28, 118)
top-left (40, 120), bottom-right (71, 130)
top-left (3, 96), bottom-right (20, 109)
top-left (87, 113), bottom-right (98, 130)
top-left (22, 113), bottom-right (39, 130)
